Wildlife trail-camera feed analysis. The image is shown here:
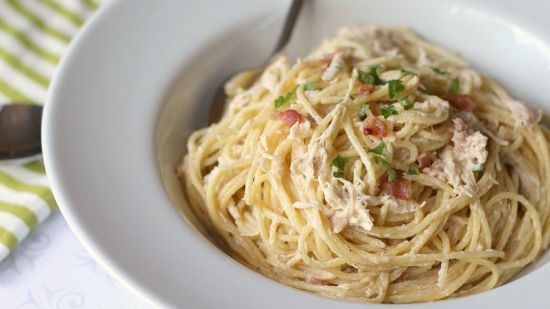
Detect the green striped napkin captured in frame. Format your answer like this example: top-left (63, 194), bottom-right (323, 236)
top-left (0, 0), bottom-right (98, 262)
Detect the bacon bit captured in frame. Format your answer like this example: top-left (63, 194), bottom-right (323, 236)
top-left (417, 153), bottom-right (432, 170)
top-left (444, 94), bottom-right (478, 112)
top-left (363, 116), bottom-right (388, 137)
top-left (280, 109), bottom-right (303, 127)
top-left (271, 109), bottom-right (304, 127)
top-left (359, 84), bottom-right (375, 96)
top-left (379, 176), bottom-right (412, 200)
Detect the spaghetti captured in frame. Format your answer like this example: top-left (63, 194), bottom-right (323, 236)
top-left (178, 26), bottom-right (550, 303)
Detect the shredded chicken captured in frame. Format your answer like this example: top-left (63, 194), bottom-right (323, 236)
top-left (322, 53), bottom-right (345, 81)
top-left (291, 105), bottom-right (365, 233)
top-left (452, 118), bottom-right (488, 169)
top-left (259, 57), bottom-right (289, 93)
top-left (289, 121), bottom-right (313, 140)
top-left (322, 181), bottom-right (373, 233)
top-left (362, 195), bottom-right (425, 215)
top-left (501, 99), bottom-right (542, 128)
top-left (321, 182), bottom-right (426, 233)
top-left (416, 47), bottom-right (430, 67)
top-left (453, 109), bottom-right (508, 146)
top-left (457, 69), bottom-right (482, 93)
top-left (226, 92), bottom-right (251, 113)
top-left (415, 95), bottom-right (450, 118)
top-left (425, 118), bottom-right (488, 196)
top-left (304, 90), bottom-right (320, 102)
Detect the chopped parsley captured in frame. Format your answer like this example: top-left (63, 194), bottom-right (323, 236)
top-left (388, 80), bottom-right (405, 99)
top-left (368, 142), bottom-right (392, 157)
top-left (303, 80), bottom-right (318, 91)
top-left (331, 155), bottom-right (348, 170)
top-left (449, 77), bottom-right (460, 93)
top-left (367, 142), bottom-right (385, 155)
top-left (332, 155), bottom-right (349, 179)
top-left (357, 65), bottom-right (386, 86)
top-left (401, 69), bottom-right (415, 76)
top-left (407, 163), bottom-right (420, 175)
top-left (473, 163), bottom-right (485, 172)
top-left (399, 98), bottom-right (414, 110)
top-left (357, 70), bottom-right (374, 84)
top-left (274, 86), bottom-right (298, 108)
top-left (349, 95), bottom-right (356, 100)
top-left (380, 105), bottom-right (398, 119)
top-left (431, 67), bottom-right (448, 75)
top-left (374, 156), bottom-right (396, 182)
top-left (274, 96), bottom-right (286, 108)
top-left (358, 104), bottom-right (369, 121)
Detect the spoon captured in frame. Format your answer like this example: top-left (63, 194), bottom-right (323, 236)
top-left (0, 0), bottom-right (304, 159)
top-left (208, 0), bottom-right (304, 123)
top-left (0, 105), bottom-right (42, 159)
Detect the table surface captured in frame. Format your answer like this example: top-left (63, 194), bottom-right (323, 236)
top-left (0, 212), bottom-right (153, 309)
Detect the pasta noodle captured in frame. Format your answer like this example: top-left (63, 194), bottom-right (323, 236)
top-left (178, 26), bottom-right (550, 303)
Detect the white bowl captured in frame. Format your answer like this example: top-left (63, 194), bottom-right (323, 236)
top-left (43, 0), bottom-right (550, 307)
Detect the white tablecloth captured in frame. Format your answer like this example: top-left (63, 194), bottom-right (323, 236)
top-left (0, 212), bottom-right (152, 309)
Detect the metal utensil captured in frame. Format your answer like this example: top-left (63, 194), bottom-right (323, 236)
top-left (0, 0), bottom-right (304, 159)
top-left (0, 105), bottom-right (43, 159)
top-left (208, 0), bottom-right (304, 123)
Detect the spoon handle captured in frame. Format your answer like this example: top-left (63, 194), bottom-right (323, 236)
top-left (0, 105), bottom-right (43, 159)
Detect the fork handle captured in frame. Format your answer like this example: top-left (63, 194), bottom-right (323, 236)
top-left (270, 0), bottom-right (305, 57)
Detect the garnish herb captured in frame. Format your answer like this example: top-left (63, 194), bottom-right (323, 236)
top-left (388, 80), bottom-right (405, 99)
top-left (399, 98), bottom-right (414, 110)
top-left (473, 163), bottom-right (485, 172)
top-left (332, 155), bottom-right (349, 179)
top-left (274, 86), bottom-right (298, 108)
top-left (274, 96), bottom-right (286, 108)
top-left (431, 67), bottom-right (448, 75)
top-left (357, 65), bottom-right (386, 86)
top-left (331, 155), bottom-right (348, 170)
top-left (380, 105), bottom-right (398, 119)
top-left (303, 80), bottom-right (318, 91)
top-left (368, 142), bottom-right (386, 155)
top-left (368, 141), bottom-right (392, 157)
top-left (407, 163), bottom-right (420, 175)
top-left (449, 77), bottom-right (460, 93)
top-left (374, 156), bottom-right (396, 182)
top-left (358, 104), bottom-right (369, 121)
top-left (357, 70), bottom-right (374, 84)
top-left (401, 69), bottom-right (414, 76)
